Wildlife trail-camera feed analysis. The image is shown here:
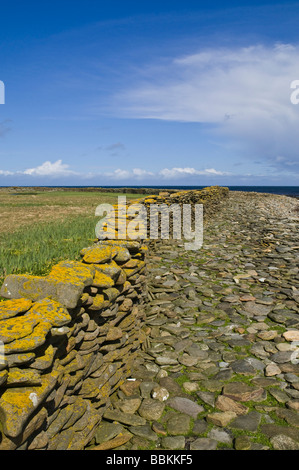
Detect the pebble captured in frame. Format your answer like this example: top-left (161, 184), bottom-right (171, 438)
top-left (90, 191), bottom-right (299, 451)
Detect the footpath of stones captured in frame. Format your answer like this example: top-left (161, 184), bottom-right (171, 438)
top-left (88, 192), bottom-right (299, 451)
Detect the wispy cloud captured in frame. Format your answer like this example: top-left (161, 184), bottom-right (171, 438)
top-left (158, 167), bottom-right (229, 178)
top-left (0, 161), bottom-right (229, 181)
top-left (0, 160), bottom-right (78, 178)
top-left (111, 42), bottom-right (299, 171)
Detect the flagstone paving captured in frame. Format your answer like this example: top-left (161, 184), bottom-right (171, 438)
top-left (88, 191), bottom-right (299, 451)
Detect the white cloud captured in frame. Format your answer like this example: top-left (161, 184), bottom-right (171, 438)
top-left (112, 43), bottom-right (299, 169)
top-left (22, 160), bottom-right (76, 177)
top-left (0, 162), bottom-right (231, 181)
top-left (159, 167), bottom-right (229, 178)
top-left (104, 168), bottom-right (155, 180)
top-left (132, 168), bottom-right (154, 177)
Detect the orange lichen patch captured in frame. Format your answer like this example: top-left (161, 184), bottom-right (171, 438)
top-left (0, 300), bottom-right (70, 354)
top-left (0, 315), bottom-right (38, 344)
top-left (4, 321), bottom-right (51, 354)
top-left (28, 298), bottom-right (71, 328)
top-left (92, 271), bottom-right (114, 288)
top-left (0, 370), bottom-right (59, 438)
top-left (97, 240), bottom-right (141, 251)
top-left (79, 292), bottom-right (90, 304)
top-left (0, 298), bottom-right (33, 320)
top-left (7, 367), bottom-right (41, 386)
top-left (88, 294), bottom-right (107, 310)
top-left (48, 260), bottom-right (95, 286)
top-left (93, 260), bottom-right (121, 280)
top-left (81, 245), bottom-right (112, 264)
top-left (0, 274), bottom-right (50, 301)
top-left (110, 246), bottom-right (131, 263)
top-left (143, 198), bottom-right (157, 204)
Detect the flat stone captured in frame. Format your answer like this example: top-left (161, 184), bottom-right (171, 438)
top-left (91, 432), bottom-right (133, 450)
top-left (243, 302), bottom-right (272, 317)
top-left (260, 424), bottom-right (299, 442)
top-left (120, 380), bottom-right (142, 396)
top-left (138, 398), bottom-right (165, 421)
top-left (178, 354), bottom-right (198, 367)
top-left (183, 382), bottom-right (199, 393)
top-left (270, 351), bottom-right (293, 363)
top-left (115, 398), bottom-right (142, 414)
top-left (234, 435), bottom-right (251, 450)
top-left (229, 411), bottom-right (261, 431)
top-left (215, 395), bottom-right (249, 415)
top-left (222, 382), bottom-right (265, 402)
top-left (95, 422), bottom-right (124, 445)
top-left (287, 400), bottom-right (299, 411)
top-left (155, 352), bottom-right (178, 365)
top-left (0, 371), bottom-right (59, 438)
top-left (257, 330), bottom-right (278, 340)
top-left (166, 413), bottom-right (191, 435)
top-left (283, 330), bottom-right (299, 342)
top-left (151, 386), bottom-right (170, 402)
top-left (196, 390), bottom-right (216, 407)
top-left (206, 411), bottom-right (237, 427)
top-left (190, 438), bottom-right (218, 450)
top-left (268, 388), bottom-right (290, 403)
top-left (265, 363), bottom-right (281, 376)
top-left (231, 359), bottom-right (256, 375)
top-left (0, 298), bottom-right (33, 320)
top-left (208, 428), bottom-right (233, 445)
top-left (275, 408), bottom-right (299, 427)
top-left (192, 420), bottom-right (208, 435)
top-left (166, 397), bottom-right (204, 418)
top-left (252, 377), bottom-right (280, 387)
top-left (161, 436), bottom-right (186, 450)
top-left (270, 434), bottom-right (299, 450)
top-left (129, 424), bottom-right (158, 441)
top-left (139, 381), bottom-right (156, 398)
top-left (103, 409), bottom-right (146, 426)
top-left (159, 377), bottom-right (186, 396)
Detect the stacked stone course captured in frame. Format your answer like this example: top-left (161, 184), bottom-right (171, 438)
top-left (0, 186), bottom-right (228, 450)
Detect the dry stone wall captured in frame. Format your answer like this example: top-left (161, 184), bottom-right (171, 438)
top-left (0, 186), bottom-right (229, 450)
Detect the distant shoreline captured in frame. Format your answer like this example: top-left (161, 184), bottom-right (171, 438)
top-left (0, 185), bottom-right (298, 198)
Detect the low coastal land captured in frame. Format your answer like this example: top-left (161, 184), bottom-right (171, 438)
top-left (0, 188), bottom-right (299, 450)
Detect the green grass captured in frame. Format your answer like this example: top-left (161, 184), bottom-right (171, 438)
top-left (0, 190), bottom-right (146, 291)
top-left (0, 214), bottom-right (98, 285)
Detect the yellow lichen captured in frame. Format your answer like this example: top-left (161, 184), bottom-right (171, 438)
top-left (28, 298), bottom-right (71, 328)
top-left (0, 298), bottom-right (32, 320)
top-left (92, 271), bottom-right (114, 288)
top-left (0, 314), bottom-right (38, 344)
top-left (81, 245), bottom-right (112, 264)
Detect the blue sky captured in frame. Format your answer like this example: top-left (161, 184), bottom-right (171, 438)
top-left (1, 0), bottom-right (299, 186)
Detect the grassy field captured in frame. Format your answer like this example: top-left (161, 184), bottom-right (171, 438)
top-left (0, 188), bottom-right (144, 286)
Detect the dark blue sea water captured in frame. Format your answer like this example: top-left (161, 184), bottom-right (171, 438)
top-left (51, 185), bottom-right (299, 197)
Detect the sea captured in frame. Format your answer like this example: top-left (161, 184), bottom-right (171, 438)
top-left (55, 186), bottom-right (299, 197)
top-left (2, 185), bottom-right (299, 197)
